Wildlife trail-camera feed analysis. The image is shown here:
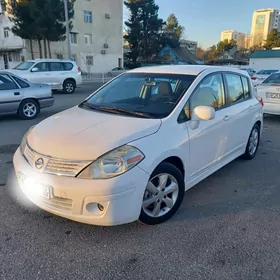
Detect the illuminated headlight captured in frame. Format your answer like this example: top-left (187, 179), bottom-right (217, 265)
top-left (20, 126), bottom-right (35, 155)
top-left (78, 145), bottom-right (145, 179)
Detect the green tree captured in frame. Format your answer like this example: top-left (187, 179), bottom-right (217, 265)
top-left (264, 29), bottom-right (280, 49)
top-left (7, 0), bottom-right (39, 59)
top-left (216, 39), bottom-right (237, 55)
top-left (124, 0), bottom-right (164, 63)
top-left (204, 45), bottom-right (218, 61)
top-left (162, 13), bottom-right (184, 47)
top-left (8, 0), bottom-right (75, 59)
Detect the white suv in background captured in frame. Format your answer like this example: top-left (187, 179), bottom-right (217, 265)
top-left (7, 59), bottom-right (82, 94)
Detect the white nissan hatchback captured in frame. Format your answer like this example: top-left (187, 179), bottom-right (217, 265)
top-left (13, 66), bottom-right (263, 226)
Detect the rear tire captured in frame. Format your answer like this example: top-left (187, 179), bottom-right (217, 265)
top-left (18, 99), bottom-right (40, 120)
top-left (63, 79), bottom-right (75, 94)
top-left (241, 123), bottom-right (260, 160)
top-left (139, 162), bottom-right (185, 225)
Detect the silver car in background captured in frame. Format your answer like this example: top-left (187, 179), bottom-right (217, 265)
top-left (0, 72), bottom-right (54, 120)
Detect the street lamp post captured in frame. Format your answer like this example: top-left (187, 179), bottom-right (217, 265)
top-left (63, 0), bottom-right (71, 59)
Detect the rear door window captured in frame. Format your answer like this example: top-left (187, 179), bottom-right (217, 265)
top-left (50, 62), bottom-right (64, 71)
top-left (225, 74), bottom-right (245, 105)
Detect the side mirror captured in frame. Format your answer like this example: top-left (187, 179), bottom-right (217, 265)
top-left (192, 106), bottom-right (215, 121)
top-left (31, 67), bottom-right (38, 72)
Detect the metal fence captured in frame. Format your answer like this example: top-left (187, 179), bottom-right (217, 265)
top-left (81, 72), bottom-right (121, 84)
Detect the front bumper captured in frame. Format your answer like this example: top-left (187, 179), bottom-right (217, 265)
top-left (263, 102), bottom-right (280, 115)
top-left (13, 148), bottom-right (149, 226)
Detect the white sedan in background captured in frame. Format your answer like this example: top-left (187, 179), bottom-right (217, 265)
top-left (251, 69), bottom-right (279, 86)
top-left (13, 65), bottom-right (263, 226)
top-left (256, 71), bottom-right (280, 115)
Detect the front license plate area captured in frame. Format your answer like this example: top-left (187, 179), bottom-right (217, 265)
top-left (42, 185), bottom-right (53, 200)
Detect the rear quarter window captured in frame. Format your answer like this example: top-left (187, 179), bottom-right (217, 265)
top-left (241, 76), bottom-right (250, 99)
top-left (63, 62), bottom-right (74, 71)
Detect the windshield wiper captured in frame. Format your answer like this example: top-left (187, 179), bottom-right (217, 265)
top-left (99, 106), bottom-right (153, 118)
top-left (80, 103), bottom-right (152, 118)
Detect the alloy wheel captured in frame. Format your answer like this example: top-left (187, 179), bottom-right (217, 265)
top-left (248, 128), bottom-right (259, 156)
top-left (66, 83), bottom-right (74, 93)
top-left (142, 173), bottom-right (179, 218)
top-left (23, 103), bottom-right (37, 118)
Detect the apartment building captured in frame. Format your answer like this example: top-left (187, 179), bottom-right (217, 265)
top-left (220, 30), bottom-right (246, 49)
top-left (0, 0), bottom-right (123, 72)
top-left (251, 8), bottom-right (280, 46)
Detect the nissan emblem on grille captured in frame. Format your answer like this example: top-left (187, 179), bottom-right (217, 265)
top-left (35, 158), bottom-right (45, 169)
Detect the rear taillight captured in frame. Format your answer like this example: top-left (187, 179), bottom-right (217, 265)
top-left (251, 77), bottom-right (256, 80)
top-left (78, 67), bottom-right (81, 72)
top-left (257, 97), bottom-right (264, 106)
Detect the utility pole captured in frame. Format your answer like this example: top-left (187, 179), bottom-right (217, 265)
top-left (63, 0), bottom-right (71, 59)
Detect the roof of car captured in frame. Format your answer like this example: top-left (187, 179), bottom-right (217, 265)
top-left (26, 59), bottom-right (75, 63)
top-left (128, 65), bottom-right (247, 75)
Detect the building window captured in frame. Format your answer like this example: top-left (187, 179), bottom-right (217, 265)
top-left (84, 11), bottom-right (92, 23)
top-left (4, 27), bottom-right (9, 38)
top-left (86, 56), bottom-right (93, 66)
top-left (85, 34), bottom-right (92, 45)
top-left (72, 54), bottom-right (77, 62)
top-left (12, 52), bottom-right (20, 61)
top-left (70, 32), bottom-right (77, 44)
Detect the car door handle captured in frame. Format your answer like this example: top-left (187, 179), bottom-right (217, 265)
top-left (223, 115), bottom-right (231, 121)
top-left (14, 92), bottom-right (20, 96)
top-left (249, 105), bottom-right (254, 111)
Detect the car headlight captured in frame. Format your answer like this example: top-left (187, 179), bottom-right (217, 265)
top-left (20, 126), bottom-right (35, 155)
top-left (78, 145), bottom-right (145, 179)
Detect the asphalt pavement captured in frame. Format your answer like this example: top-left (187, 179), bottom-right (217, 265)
top-left (1, 84), bottom-right (280, 280)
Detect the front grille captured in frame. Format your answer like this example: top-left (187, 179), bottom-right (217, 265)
top-left (45, 159), bottom-right (89, 177)
top-left (40, 196), bottom-right (73, 213)
top-left (23, 144), bottom-right (92, 177)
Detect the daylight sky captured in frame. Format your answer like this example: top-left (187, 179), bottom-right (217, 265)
top-left (124, 0), bottom-right (280, 49)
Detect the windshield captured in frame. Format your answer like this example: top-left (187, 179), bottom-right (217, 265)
top-left (14, 61), bottom-right (35, 70)
top-left (256, 70), bottom-right (278, 75)
top-left (263, 73), bottom-right (280, 84)
top-left (80, 73), bottom-right (196, 119)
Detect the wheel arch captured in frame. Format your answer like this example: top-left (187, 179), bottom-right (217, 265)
top-left (18, 97), bottom-right (40, 112)
top-left (157, 156), bottom-right (185, 179)
top-left (63, 78), bottom-right (76, 87)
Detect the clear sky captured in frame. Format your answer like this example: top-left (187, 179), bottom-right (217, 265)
top-left (124, 0), bottom-right (280, 49)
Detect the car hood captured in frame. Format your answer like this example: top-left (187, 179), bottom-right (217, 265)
top-left (27, 106), bottom-right (162, 160)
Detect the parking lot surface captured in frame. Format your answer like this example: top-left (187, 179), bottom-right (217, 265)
top-left (1, 84), bottom-right (280, 280)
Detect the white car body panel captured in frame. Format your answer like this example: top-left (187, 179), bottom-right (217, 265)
top-left (13, 65), bottom-right (263, 226)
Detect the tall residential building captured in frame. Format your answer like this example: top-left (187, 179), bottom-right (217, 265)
top-left (245, 35), bottom-right (253, 49)
top-left (220, 30), bottom-right (245, 49)
top-left (251, 8), bottom-right (280, 46)
top-left (0, 0), bottom-right (123, 72)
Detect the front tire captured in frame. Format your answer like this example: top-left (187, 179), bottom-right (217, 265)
top-left (63, 79), bottom-right (76, 94)
top-left (241, 123), bottom-right (260, 160)
top-left (139, 162), bottom-right (185, 225)
top-left (18, 99), bottom-right (40, 120)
